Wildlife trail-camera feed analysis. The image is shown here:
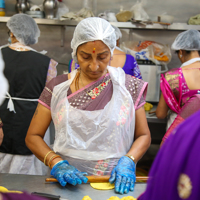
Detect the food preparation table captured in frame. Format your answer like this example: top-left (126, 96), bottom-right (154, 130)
top-left (0, 173), bottom-right (146, 200)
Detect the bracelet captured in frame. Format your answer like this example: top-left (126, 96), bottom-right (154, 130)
top-left (51, 160), bottom-right (63, 169)
top-left (48, 155), bottom-right (61, 168)
top-left (125, 154), bottom-right (135, 163)
top-left (44, 151), bottom-right (54, 166)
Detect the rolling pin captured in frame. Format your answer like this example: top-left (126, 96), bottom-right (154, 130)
top-left (46, 176), bottom-right (148, 183)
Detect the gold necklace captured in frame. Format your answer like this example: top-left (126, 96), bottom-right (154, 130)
top-left (80, 70), bottom-right (110, 100)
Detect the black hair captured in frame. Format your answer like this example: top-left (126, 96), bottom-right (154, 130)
top-left (175, 50), bottom-right (200, 56)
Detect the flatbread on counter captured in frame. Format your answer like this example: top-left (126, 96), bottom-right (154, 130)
top-left (82, 195), bottom-right (137, 200)
top-left (0, 186), bottom-right (22, 194)
top-left (90, 182), bottom-right (115, 190)
top-left (121, 197), bottom-right (137, 200)
top-left (107, 196), bottom-right (121, 200)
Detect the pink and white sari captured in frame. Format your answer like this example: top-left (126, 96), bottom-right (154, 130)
top-left (39, 70), bottom-right (148, 175)
top-left (160, 68), bottom-right (200, 144)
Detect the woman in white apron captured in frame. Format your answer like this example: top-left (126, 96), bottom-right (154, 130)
top-left (26, 17), bottom-right (151, 194)
top-left (0, 14), bottom-right (57, 175)
top-left (156, 29), bottom-right (200, 145)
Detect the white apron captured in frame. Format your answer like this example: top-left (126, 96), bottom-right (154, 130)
top-left (51, 66), bottom-right (135, 163)
top-left (0, 43), bottom-right (49, 175)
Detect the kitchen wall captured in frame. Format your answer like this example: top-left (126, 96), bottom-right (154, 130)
top-left (1, 0), bottom-right (200, 74)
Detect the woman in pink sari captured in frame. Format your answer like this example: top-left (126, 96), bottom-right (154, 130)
top-left (156, 29), bottom-right (200, 145)
top-left (25, 18), bottom-right (151, 195)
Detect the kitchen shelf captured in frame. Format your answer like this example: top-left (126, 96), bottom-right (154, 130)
top-left (1, 16), bottom-right (200, 30)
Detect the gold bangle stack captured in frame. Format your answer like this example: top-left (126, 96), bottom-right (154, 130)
top-left (48, 155), bottom-right (61, 168)
top-left (44, 151), bottom-right (54, 166)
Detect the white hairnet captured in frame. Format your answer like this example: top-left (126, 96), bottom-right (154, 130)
top-left (171, 29), bottom-right (200, 51)
top-left (71, 17), bottom-right (116, 63)
top-left (7, 14), bottom-right (40, 46)
top-left (0, 51), bottom-right (8, 105)
top-left (112, 25), bottom-right (122, 40)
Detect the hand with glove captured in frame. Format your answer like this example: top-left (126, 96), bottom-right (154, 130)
top-left (109, 156), bottom-right (136, 194)
top-left (50, 160), bottom-right (88, 186)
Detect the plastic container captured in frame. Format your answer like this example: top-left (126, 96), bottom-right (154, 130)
top-left (158, 15), bottom-right (174, 24)
top-left (0, 0), bottom-right (5, 16)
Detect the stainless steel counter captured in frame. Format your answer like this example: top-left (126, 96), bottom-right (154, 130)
top-left (146, 104), bottom-right (167, 124)
top-left (0, 173), bottom-right (146, 200)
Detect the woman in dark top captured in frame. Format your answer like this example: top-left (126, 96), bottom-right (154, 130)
top-left (0, 14), bottom-right (57, 175)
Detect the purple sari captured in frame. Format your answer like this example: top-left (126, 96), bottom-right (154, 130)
top-left (138, 109), bottom-right (200, 200)
top-left (1, 192), bottom-right (47, 200)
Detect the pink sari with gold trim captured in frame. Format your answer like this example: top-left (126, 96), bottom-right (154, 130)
top-left (160, 68), bottom-right (200, 143)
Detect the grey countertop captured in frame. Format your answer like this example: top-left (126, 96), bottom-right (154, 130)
top-left (0, 173), bottom-right (146, 200)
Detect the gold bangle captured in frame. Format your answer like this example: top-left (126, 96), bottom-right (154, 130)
top-left (44, 150), bottom-right (54, 166)
top-left (48, 155), bottom-right (62, 168)
top-left (125, 154), bottom-right (135, 163)
top-left (51, 160), bottom-right (63, 169)
top-left (47, 155), bottom-right (60, 168)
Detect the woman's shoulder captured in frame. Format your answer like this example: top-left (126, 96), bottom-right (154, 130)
top-left (164, 67), bottom-right (180, 76)
top-left (163, 68), bottom-right (180, 82)
top-left (125, 74), bottom-right (148, 109)
top-left (114, 48), bottom-right (126, 55)
top-left (46, 74), bottom-right (69, 92)
top-left (125, 53), bottom-right (136, 60)
top-left (125, 74), bottom-right (146, 85)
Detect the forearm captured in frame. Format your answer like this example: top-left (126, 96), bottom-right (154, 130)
top-left (26, 103), bottom-right (63, 168)
top-left (127, 133), bottom-right (151, 163)
top-left (156, 93), bottom-right (169, 119)
top-left (0, 127), bottom-right (3, 146)
top-left (26, 134), bottom-right (63, 168)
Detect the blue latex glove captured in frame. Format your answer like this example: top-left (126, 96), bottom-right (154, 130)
top-left (50, 160), bottom-right (88, 186)
top-left (109, 156), bottom-right (136, 194)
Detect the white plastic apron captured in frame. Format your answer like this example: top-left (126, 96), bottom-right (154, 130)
top-left (51, 66), bottom-right (135, 161)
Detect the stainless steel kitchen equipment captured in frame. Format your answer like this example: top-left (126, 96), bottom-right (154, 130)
top-left (15, 0), bottom-right (30, 13)
top-left (137, 59), bottom-right (168, 102)
top-left (43, 0), bottom-right (58, 19)
top-left (25, 11), bottom-right (45, 18)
